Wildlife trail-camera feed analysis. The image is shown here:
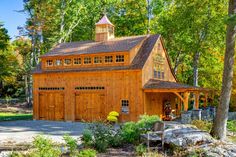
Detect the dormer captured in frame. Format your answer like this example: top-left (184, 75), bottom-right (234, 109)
top-left (95, 15), bottom-right (114, 42)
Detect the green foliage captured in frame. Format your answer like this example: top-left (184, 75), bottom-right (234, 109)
top-left (81, 129), bottom-right (93, 147)
top-left (77, 149), bottom-right (97, 157)
top-left (191, 120), bottom-right (212, 132)
top-left (31, 135), bottom-right (61, 157)
top-left (88, 123), bottom-right (111, 152)
top-left (227, 120), bottom-right (236, 133)
top-left (0, 113), bottom-right (32, 121)
top-left (108, 129), bottom-right (123, 148)
top-left (137, 114), bottom-right (160, 131)
top-left (120, 121), bottom-right (140, 144)
top-left (63, 134), bottom-right (78, 156)
top-left (0, 23), bottom-right (10, 51)
top-left (9, 151), bottom-right (24, 157)
top-left (135, 144), bottom-right (147, 156)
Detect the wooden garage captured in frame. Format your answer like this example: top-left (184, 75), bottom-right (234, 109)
top-left (32, 15), bottom-right (209, 122)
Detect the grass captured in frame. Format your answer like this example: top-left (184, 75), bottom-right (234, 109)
top-left (0, 112), bottom-right (32, 121)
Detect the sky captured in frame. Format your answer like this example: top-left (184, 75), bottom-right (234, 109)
top-left (0, 0), bottom-right (27, 40)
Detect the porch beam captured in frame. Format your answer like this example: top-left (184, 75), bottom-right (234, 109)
top-left (173, 92), bottom-right (184, 102)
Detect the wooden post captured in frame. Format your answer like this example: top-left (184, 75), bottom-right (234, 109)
top-left (195, 92), bottom-right (200, 109)
top-left (204, 92), bottom-right (208, 108)
top-left (183, 92), bottom-right (190, 111)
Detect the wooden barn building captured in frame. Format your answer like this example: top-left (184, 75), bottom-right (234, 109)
top-left (32, 15), bottom-right (209, 122)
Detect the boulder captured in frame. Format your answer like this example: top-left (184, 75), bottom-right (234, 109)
top-left (164, 123), bottom-right (214, 148)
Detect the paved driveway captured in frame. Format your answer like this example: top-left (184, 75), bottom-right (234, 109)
top-left (0, 120), bottom-right (87, 146)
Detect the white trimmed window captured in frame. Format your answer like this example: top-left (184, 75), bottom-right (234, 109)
top-left (64, 59), bottom-right (71, 65)
top-left (94, 56), bottom-right (102, 64)
top-left (105, 56), bottom-right (113, 63)
top-left (84, 57), bottom-right (92, 64)
top-left (46, 60), bottom-right (53, 66)
top-left (55, 59), bottom-right (62, 66)
top-left (74, 58), bottom-right (81, 65)
top-left (121, 100), bottom-right (129, 114)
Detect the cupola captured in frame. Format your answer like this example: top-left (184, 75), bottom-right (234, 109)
top-left (95, 15), bottom-right (114, 42)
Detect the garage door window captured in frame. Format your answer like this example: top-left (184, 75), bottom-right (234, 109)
top-left (39, 87), bottom-right (64, 90)
top-left (121, 100), bottom-right (129, 114)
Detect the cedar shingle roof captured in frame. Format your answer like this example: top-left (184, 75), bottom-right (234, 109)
top-left (143, 79), bottom-right (207, 90)
top-left (41, 35), bottom-right (147, 57)
top-left (33, 34), bottom-right (160, 73)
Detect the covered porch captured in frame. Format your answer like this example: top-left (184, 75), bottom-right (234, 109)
top-left (143, 79), bottom-right (211, 120)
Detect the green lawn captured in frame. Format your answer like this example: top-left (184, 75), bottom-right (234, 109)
top-left (0, 112), bottom-right (32, 121)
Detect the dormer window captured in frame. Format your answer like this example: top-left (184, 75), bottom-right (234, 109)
top-left (74, 58), bottom-right (81, 65)
top-left (105, 56), bottom-right (113, 63)
top-left (94, 56), bottom-right (102, 64)
top-left (46, 60), bottom-right (53, 67)
top-left (55, 59), bottom-right (62, 66)
top-left (64, 59), bottom-right (71, 65)
top-left (84, 57), bottom-right (91, 64)
top-left (116, 55), bottom-right (124, 62)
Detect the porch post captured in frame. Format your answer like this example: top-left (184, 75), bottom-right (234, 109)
top-left (194, 92), bottom-right (200, 109)
top-left (183, 92), bottom-right (190, 111)
top-left (203, 92), bottom-right (208, 107)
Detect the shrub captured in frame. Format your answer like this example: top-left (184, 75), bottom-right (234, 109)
top-left (63, 134), bottom-right (78, 156)
top-left (9, 152), bottom-right (24, 157)
top-left (135, 144), bottom-right (147, 156)
top-left (78, 149), bottom-right (97, 157)
top-left (89, 123), bottom-right (111, 152)
top-left (81, 129), bottom-right (93, 147)
top-left (137, 114), bottom-right (160, 131)
top-left (120, 121), bottom-right (140, 144)
top-left (191, 120), bottom-right (212, 132)
top-left (31, 135), bottom-right (61, 157)
top-left (109, 130), bottom-right (123, 148)
top-left (227, 120), bottom-right (236, 133)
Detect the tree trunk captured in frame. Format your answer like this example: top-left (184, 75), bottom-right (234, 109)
top-left (193, 51), bottom-right (200, 87)
top-left (211, 0), bottom-right (236, 140)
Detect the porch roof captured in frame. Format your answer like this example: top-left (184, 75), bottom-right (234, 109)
top-left (143, 79), bottom-right (208, 92)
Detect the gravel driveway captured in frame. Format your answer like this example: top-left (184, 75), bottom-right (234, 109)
top-left (0, 120), bottom-right (87, 146)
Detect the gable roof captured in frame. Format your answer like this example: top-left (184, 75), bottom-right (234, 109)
top-left (33, 34), bottom-right (160, 73)
top-left (41, 35), bottom-right (146, 57)
top-left (96, 15), bottom-right (114, 26)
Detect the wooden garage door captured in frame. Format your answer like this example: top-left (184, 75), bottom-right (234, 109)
top-left (75, 92), bottom-right (105, 121)
top-left (39, 93), bottom-right (64, 120)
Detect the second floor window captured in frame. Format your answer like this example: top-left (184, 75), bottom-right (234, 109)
top-left (74, 58), bottom-right (81, 65)
top-left (116, 55), bottom-right (124, 62)
top-left (46, 60), bottom-right (53, 66)
top-left (55, 59), bottom-right (62, 66)
top-left (84, 57), bottom-right (91, 64)
top-left (94, 56), bottom-right (102, 64)
top-left (105, 56), bottom-right (113, 63)
top-left (64, 59), bottom-right (71, 65)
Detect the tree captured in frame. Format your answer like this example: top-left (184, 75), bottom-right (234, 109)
top-left (153, 0), bottom-right (226, 89)
top-left (0, 23), bottom-right (10, 50)
top-left (211, 0), bottom-right (236, 140)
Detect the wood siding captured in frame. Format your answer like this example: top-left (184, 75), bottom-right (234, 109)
top-left (142, 38), bottom-right (176, 87)
top-left (33, 70), bottom-right (144, 122)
